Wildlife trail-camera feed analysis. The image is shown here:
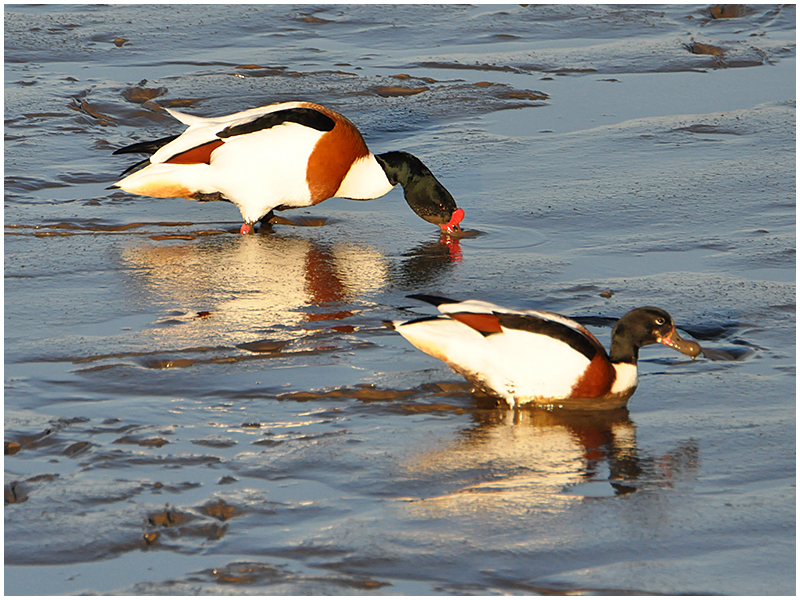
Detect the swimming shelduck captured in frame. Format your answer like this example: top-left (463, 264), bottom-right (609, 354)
top-left (110, 101), bottom-right (465, 234)
top-left (391, 295), bottom-right (702, 409)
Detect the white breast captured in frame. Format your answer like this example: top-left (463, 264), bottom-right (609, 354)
top-left (334, 154), bottom-right (393, 200)
top-left (610, 363), bottom-right (638, 394)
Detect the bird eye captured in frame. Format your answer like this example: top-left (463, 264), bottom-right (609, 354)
top-left (655, 317), bottom-right (665, 325)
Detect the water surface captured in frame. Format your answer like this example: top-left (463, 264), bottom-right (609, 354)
top-left (4, 4), bottom-right (796, 595)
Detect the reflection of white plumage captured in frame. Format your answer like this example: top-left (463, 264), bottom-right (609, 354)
top-left (403, 409), bottom-right (638, 517)
top-left (392, 295), bottom-right (701, 408)
top-left (121, 235), bottom-right (388, 345)
top-left (111, 101), bottom-right (463, 234)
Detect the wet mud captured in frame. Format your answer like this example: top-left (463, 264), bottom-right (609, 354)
top-left (4, 4), bottom-right (796, 596)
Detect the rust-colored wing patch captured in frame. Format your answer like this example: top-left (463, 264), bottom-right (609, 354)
top-left (165, 139), bottom-right (224, 165)
top-left (449, 312), bottom-right (503, 336)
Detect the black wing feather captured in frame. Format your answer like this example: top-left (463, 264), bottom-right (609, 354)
top-left (495, 313), bottom-right (599, 362)
top-left (217, 107), bottom-right (335, 139)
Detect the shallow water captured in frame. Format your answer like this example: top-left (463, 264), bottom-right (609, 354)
top-left (4, 4), bottom-right (796, 595)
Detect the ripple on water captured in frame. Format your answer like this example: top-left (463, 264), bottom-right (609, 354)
top-left (3, 3), bottom-right (796, 596)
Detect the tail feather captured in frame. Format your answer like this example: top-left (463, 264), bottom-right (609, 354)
top-left (407, 293), bottom-right (460, 307)
top-left (396, 315), bottom-right (447, 327)
top-left (164, 106), bottom-right (208, 126)
top-left (112, 162), bottom-right (204, 199)
top-left (113, 134), bottom-right (180, 156)
top-left (118, 157), bottom-right (152, 178)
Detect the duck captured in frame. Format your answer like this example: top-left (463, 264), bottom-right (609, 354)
top-left (109, 101), bottom-right (465, 235)
top-left (390, 294), bottom-right (702, 409)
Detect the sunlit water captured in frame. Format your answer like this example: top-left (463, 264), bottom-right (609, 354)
top-left (4, 4), bottom-right (795, 595)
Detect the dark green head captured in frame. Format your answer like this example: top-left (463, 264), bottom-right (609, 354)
top-left (375, 151), bottom-right (462, 230)
top-left (609, 307), bottom-right (701, 364)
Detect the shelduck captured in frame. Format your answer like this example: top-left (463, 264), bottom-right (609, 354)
top-left (391, 295), bottom-right (702, 409)
top-left (110, 101), bottom-right (465, 234)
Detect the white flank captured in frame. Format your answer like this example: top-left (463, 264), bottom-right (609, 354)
top-left (201, 124), bottom-right (322, 223)
top-left (395, 315), bottom-right (592, 408)
top-left (114, 102), bottom-right (328, 224)
top-left (483, 327), bottom-right (590, 402)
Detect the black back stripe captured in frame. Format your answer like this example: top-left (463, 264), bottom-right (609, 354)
top-left (217, 107), bottom-right (335, 139)
top-left (495, 313), bottom-right (599, 361)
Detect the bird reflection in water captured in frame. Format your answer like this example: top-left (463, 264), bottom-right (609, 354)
top-left (403, 405), bottom-right (699, 518)
top-left (391, 236), bottom-right (463, 288)
top-left (120, 231), bottom-right (463, 345)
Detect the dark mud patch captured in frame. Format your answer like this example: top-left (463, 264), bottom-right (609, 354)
top-left (63, 440), bottom-right (94, 456)
top-left (5, 220), bottom-right (198, 235)
top-left (686, 41), bottom-right (725, 56)
top-left (178, 560), bottom-right (390, 593)
top-left (5, 441), bottom-right (23, 455)
top-left (121, 85), bottom-right (168, 104)
top-left (236, 340), bottom-right (290, 353)
top-left (202, 499), bottom-right (241, 521)
top-left (273, 381), bottom-right (496, 412)
top-left (708, 5), bottom-right (752, 19)
top-left (266, 215), bottom-right (329, 228)
top-left (5, 480), bottom-right (31, 504)
top-left (373, 85), bottom-right (430, 98)
top-left (69, 97), bottom-right (117, 125)
top-left (277, 384), bottom-right (416, 404)
top-left (68, 337), bottom-right (374, 373)
top-left (113, 435), bottom-right (170, 448)
top-left (5, 417), bottom-right (91, 453)
top-left (191, 436), bottom-right (238, 448)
